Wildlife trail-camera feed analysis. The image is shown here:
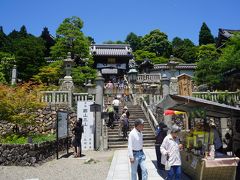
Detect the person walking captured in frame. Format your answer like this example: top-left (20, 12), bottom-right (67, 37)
top-left (106, 103), bottom-right (115, 129)
top-left (128, 118), bottom-right (148, 180)
top-left (155, 121), bottom-right (168, 170)
top-left (72, 118), bottom-right (84, 158)
top-left (112, 96), bottom-right (120, 117)
top-left (160, 124), bottom-right (183, 180)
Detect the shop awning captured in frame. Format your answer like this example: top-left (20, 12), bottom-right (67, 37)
top-left (157, 94), bottom-right (240, 118)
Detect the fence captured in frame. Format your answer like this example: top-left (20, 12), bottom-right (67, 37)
top-left (41, 91), bottom-right (95, 108)
top-left (192, 90), bottom-right (240, 106)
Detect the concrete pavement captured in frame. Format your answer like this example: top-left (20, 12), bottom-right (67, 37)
top-left (106, 147), bottom-right (191, 180)
top-left (106, 148), bottom-right (164, 180)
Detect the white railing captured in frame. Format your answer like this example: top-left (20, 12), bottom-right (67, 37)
top-left (139, 96), bottom-right (158, 134)
top-left (41, 91), bottom-right (71, 107)
top-left (41, 91), bottom-right (95, 107)
top-left (192, 90), bottom-right (240, 106)
top-left (137, 73), bottom-right (161, 83)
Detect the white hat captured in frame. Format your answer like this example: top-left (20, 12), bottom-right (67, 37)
top-left (123, 106), bottom-right (128, 110)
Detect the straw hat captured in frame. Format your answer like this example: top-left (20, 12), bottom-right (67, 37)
top-left (123, 106), bottom-right (128, 110)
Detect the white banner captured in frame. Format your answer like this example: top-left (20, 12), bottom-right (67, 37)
top-left (77, 101), bottom-right (94, 150)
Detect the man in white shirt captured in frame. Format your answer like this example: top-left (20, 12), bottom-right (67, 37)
top-left (160, 124), bottom-right (183, 180)
top-left (112, 96), bottom-right (120, 115)
top-left (128, 119), bottom-right (148, 180)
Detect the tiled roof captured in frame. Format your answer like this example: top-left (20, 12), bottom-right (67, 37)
top-left (90, 44), bottom-right (133, 56)
top-left (153, 64), bottom-right (196, 70)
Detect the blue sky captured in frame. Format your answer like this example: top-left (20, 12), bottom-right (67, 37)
top-left (1, 0), bottom-right (240, 45)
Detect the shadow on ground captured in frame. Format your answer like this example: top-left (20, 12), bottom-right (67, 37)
top-left (152, 160), bottom-right (192, 180)
top-left (60, 152), bottom-right (86, 158)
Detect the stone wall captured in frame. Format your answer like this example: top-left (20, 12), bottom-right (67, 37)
top-left (0, 107), bottom-right (77, 136)
top-left (0, 137), bottom-right (71, 166)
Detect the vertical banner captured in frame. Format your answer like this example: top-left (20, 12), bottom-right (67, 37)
top-left (77, 101), bottom-right (94, 150)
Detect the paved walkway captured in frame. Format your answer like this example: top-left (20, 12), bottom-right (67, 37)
top-left (107, 147), bottom-right (191, 180)
top-left (107, 148), bottom-right (163, 180)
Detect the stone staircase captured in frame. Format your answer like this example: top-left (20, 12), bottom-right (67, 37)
top-left (108, 104), bottom-right (156, 149)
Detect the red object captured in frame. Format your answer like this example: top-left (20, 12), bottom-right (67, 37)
top-left (164, 109), bottom-right (175, 116)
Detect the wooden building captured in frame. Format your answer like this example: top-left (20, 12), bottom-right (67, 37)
top-left (90, 44), bottom-right (133, 81)
top-left (177, 74), bottom-right (193, 96)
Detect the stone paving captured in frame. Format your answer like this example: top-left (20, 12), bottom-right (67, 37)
top-left (107, 147), bottom-right (191, 180)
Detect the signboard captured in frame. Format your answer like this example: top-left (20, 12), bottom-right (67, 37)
top-left (77, 101), bottom-right (94, 150)
top-left (97, 63), bottom-right (126, 69)
top-left (101, 68), bottom-right (118, 74)
top-left (57, 111), bottom-right (68, 138)
top-left (90, 103), bottom-right (101, 112)
top-left (56, 110), bottom-right (69, 159)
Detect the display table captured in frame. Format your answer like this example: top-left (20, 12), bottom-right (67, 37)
top-left (181, 151), bottom-right (239, 180)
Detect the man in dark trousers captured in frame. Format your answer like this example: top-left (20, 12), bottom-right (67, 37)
top-left (72, 118), bottom-right (84, 157)
top-left (155, 121), bottom-right (168, 169)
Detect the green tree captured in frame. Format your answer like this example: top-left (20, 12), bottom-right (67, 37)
top-left (199, 22), bottom-right (215, 45)
top-left (40, 27), bottom-right (55, 57)
top-left (72, 65), bottom-right (97, 85)
top-left (125, 32), bottom-right (142, 51)
top-left (218, 33), bottom-right (240, 72)
top-left (194, 44), bottom-right (220, 88)
top-left (172, 37), bottom-right (197, 63)
top-left (133, 50), bottom-right (168, 64)
top-left (50, 16), bottom-right (90, 60)
top-left (0, 26), bottom-right (9, 51)
top-left (0, 82), bottom-right (46, 129)
top-left (141, 29), bottom-right (171, 57)
top-left (0, 52), bottom-right (15, 83)
top-left (103, 40), bottom-right (125, 44)
top-left (12, 36), bottom-right (46, 81)
top-left (32, 60), bottom-right (64, 85)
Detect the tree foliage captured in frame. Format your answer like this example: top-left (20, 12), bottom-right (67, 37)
top-left (12, 36), bottom-right (46, 81)
top-left (40, 27), bottom-right (55, 57)
top-left (141, 29), bottom-right (171, 57)
top-left (0, 52), bottom-right (15, 83)
top-left (32, 60), bottom-right (64, 85)
top-left (218, 33), bottom-right (240, 72)
top-left (194, 44), bottom-right (220, 87)
top-left (133, 50), bottom-right (168, 64)
top-left (172, 37), bottom-right (197, 63)
top-left (125, 32), bottom-right (142, 51)
top-left (72, 65), bottom-right (97, 85)
top-left (50, 16), bottom-right (90, 60)
top-left (0, 82), bottom-right (46, 128)
top-left (199, 22), bottom-right (215, 45)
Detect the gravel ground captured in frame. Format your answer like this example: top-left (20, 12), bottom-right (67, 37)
top-left (0, 150), bottom-right (114, 180)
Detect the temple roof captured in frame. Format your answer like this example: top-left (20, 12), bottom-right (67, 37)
top-left (153, 64), bottom-right (196, 70)
top-left (217, 28), bottom-right (240, 47)
top-left (90, 44), bottom-right (133, 57)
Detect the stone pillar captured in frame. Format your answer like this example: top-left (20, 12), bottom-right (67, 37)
top-left (95, 71), bottom-right (104, 150)
top-left (169, 77), bottom-right (178, 95)
top-left (11, 65), bottom-right (17, 85)
top-left (161, 77), bottom-right (170, 97)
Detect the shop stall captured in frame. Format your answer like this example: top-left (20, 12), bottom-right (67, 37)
top-left (158, 94), bottom-right (240, 180)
